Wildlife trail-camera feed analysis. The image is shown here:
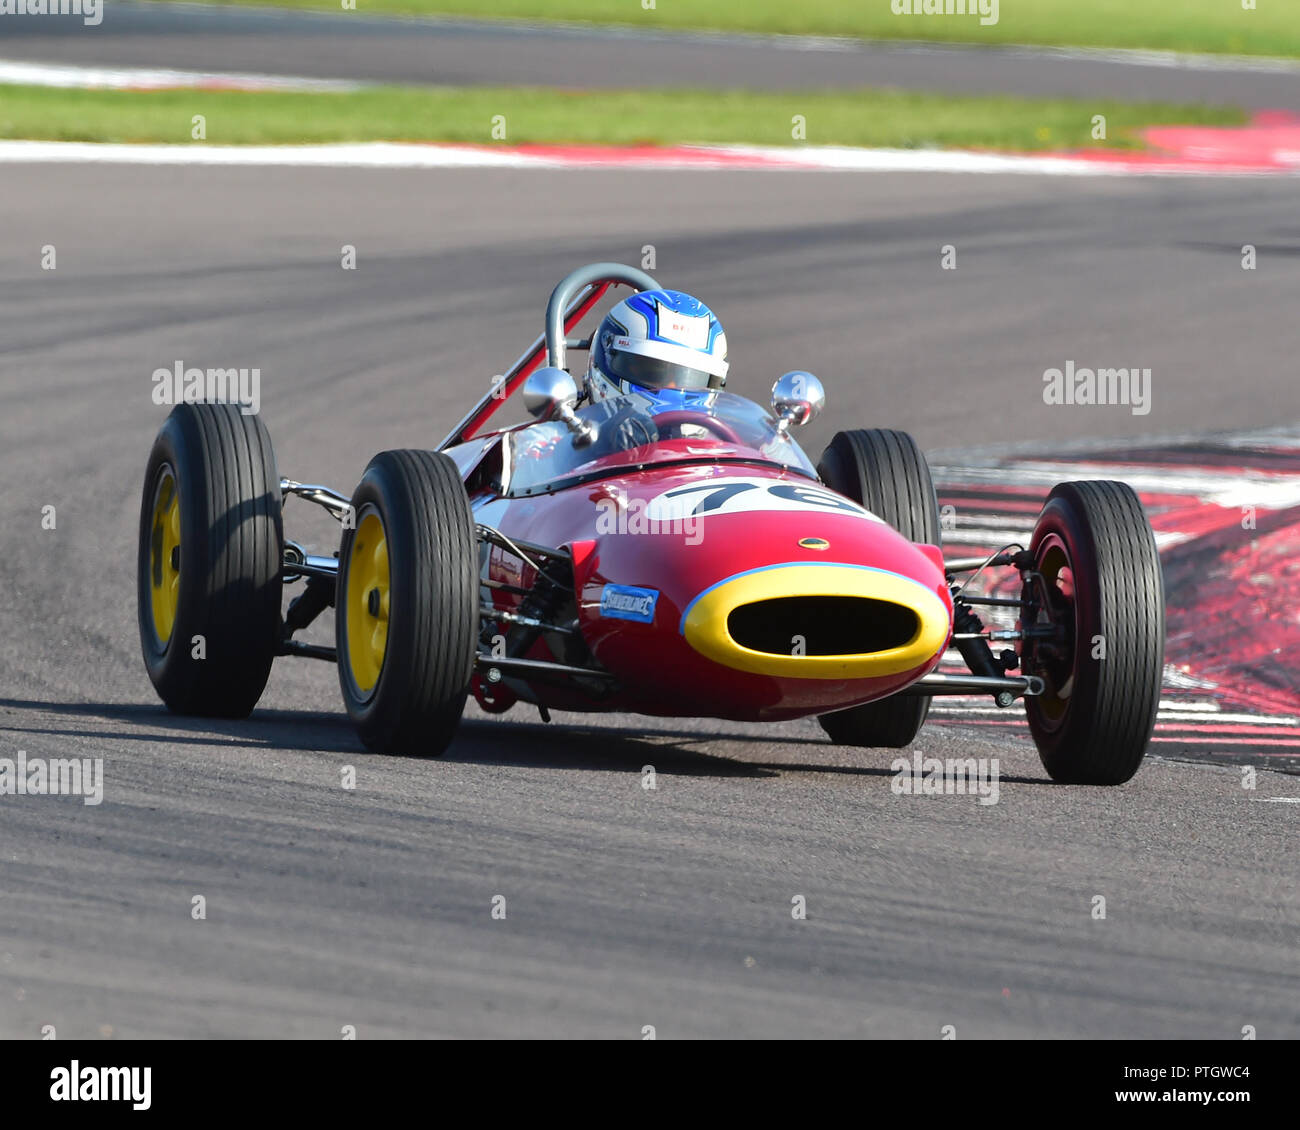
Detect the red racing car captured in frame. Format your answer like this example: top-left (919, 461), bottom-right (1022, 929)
top-left (137, 263), bottom-right (1166, 784)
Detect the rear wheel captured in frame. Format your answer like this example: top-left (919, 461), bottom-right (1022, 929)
top-left (137, 403), bottom-right (283, 717)
top-left (815, 429), bottom-right (940, 748)
top-left (1022, 480), bottom-right (1164, 785)
top-left (336, 450), bottom-right (478, 756)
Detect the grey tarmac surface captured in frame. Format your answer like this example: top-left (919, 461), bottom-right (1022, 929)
top-left (1, 1), bottom-right (1298, 109)
top-left (0, 165), bottom-right (1297, 1038)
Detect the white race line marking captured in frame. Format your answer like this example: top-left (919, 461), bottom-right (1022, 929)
top-left (0, 141), bottom-right (545, 168)
top-left (0, 139), bottom-right (1287, 177)
top-left (0, 59), bottom-right (363, 92)
top-left (930, 425), bottom-right (1300, 464)
top-left (941, 525), bottom-right (1190, 549)
top-left (932, 462), bottom-right (1300, 508)
top-left (929, 704), bottom-right (1298, 725)
top-left (1249, 797), bottom-right (1300, 803)
top-left (707, 144), bottom-right (1119, 175)
top-left (976, 42), bottom-right (1300, 75)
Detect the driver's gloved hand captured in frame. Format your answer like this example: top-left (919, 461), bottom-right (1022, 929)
top-left (612, 413), bottom-right (658, 451)
top-left (582, 397), bottom-right (659, 454)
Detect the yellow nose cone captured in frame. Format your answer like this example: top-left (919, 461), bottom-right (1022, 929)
top-left (680, 562), bottom-right (950, 679)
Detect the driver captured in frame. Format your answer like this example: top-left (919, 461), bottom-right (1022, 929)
top-left (515, 289), bottom-right (730, 466)
top-left (585, 289), bottom-right (730, 413)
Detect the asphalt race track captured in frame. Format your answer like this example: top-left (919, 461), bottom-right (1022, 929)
top-left (3, 1), bottom-right (1299, 108)
top-left (1, 165), bottom-right (1298, 1038)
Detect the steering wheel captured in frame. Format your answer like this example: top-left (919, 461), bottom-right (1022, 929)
top-left (649, 410), bottom-right (744, 445)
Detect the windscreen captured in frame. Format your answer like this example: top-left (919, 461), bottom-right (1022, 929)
top-left (505, 390), bottom-right (818, 496)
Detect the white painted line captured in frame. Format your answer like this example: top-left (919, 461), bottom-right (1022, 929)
top-left (0, 138), bottom-right (1285, 177)
top-left (714, 143), bottom-right (1124, 176)
top-left (928, 704), bottom-right (1296, 726)
top-left (943, 523), bottom-right (1188, 549)
top-left (0, 141), bottom-right (548, 168)
top-left (930, 424), bottom-right (1300, 464)
top-left (0, 59), bottom-right (363, 92)
top-left (932, 462), bottom-right (1300, 508)
top-left (980, 42), bottom-right (1300, 75)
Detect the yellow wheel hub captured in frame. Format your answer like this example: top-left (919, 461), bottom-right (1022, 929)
top-left (149, 467), bottom-right (181, 646)
top-left (346, 511), bottom-right (390, 694)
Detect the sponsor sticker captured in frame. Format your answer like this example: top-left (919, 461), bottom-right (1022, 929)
top-left (599, 584), bottom-right (659, 623)
top-left (656, 303), bottom-right (710, 350)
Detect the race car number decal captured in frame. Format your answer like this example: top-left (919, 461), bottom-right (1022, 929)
top-left (642, 477), bottom-right (879, 522)
top-left (599, 584), bottom-right (659, 623)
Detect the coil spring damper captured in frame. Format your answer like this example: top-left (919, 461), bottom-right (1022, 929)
top-left (953, 602), bottom-right (1019, 707)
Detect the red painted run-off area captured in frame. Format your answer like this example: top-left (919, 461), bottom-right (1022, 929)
top-left (1075, 111), bottom-right (1300, 173)
top-left (931, 432), bottom-right (1300, 773)
top-left (475, 111), bottom-right (1300, 174)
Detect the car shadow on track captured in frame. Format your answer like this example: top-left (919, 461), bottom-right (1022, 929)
top-left (0, 697), bottom-right (360, 754)
top-left (0, 699), bottom-right (780, 777)
top-left (451, 717), bottom-right (780, 778)
top-left (451, 718), bottom-right (1054, 785)
top-left (0, 698), bottom-right (1054, 784)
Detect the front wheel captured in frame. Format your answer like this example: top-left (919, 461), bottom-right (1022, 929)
top-left (137, 403), bottom-right (283, 717)
top-left (1021, 480), bottom-right (1165, 785)
top-left (336, 450), bottom-right (478, 756)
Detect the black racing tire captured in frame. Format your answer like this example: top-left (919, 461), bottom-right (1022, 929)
top-left (137, 403), bottom-right (283, 718)
top-left (336, 450), bottom-right (478, 756)
top-left (1022, 480), bottom-right (1164, 785)
top-left (815, 429), bottom-right (941, 749)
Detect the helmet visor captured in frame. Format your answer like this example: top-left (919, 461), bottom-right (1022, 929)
top-left (607, 348), bottom-right (713, 391)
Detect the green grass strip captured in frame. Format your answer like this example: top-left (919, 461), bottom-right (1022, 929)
top-left (0, 83), bottom-right (1246, 151)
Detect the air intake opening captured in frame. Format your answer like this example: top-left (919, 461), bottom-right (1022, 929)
top-left (727, 596), bottom-right (919, 657)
